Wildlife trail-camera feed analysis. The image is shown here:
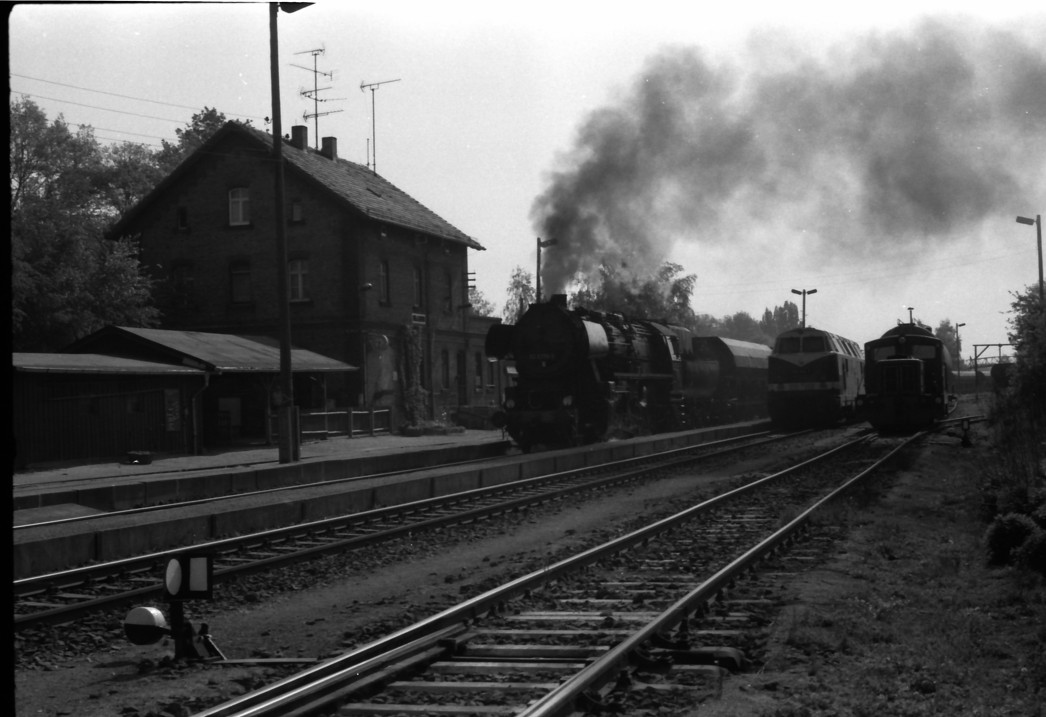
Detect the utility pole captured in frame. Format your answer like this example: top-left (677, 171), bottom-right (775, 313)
top-left (360, 78), bottom-right (400, 174)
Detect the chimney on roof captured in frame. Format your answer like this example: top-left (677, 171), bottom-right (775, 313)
top-left (320, 136), bottom-right (338, 161)
top-left (290, 125), bottom-right (308, 150)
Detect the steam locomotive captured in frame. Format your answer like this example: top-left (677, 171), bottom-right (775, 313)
top-left (767, 327), bottom-right (865, 426)
top-left (857, 323), bottom-right (956, 432)
top-left (484, 295), bottom-right (771, 452)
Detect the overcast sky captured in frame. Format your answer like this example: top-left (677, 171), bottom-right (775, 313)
top-left (9, 1), bottom-right (1046, 357)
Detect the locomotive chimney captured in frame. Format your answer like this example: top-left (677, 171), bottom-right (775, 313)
top-left (551, 294), bottom-right (567, 308)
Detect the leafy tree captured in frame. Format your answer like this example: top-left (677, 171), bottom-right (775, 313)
top-left (468, 286), bottom-right (498, 318)
top-left (759, 302), bottom-right (800, 340)
top-left (1006, 285), bottom-right (1046, 410)
top-left (569, 262), bottom-right (698, 327)
top-left (503, 266), bottom-right (535, 324)
top-left (156, 106), bottom-right (229, 172)
top-left (716, 311), bottom-right (768, 344)
top-left (10, 97), bottom-right (160, 350)
top-left (934, 319), bottom-right (962, 366)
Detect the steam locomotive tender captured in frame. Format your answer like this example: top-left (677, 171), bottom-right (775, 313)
top-left (857, 323), bottom-right (955, 432)
top-left (484, 295), bottom-right (771, 452)
top-left (767, 327), bottom-right (865, 426)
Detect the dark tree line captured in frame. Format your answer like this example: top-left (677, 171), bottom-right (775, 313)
top-left (10, 99), bottom-right (228, 351)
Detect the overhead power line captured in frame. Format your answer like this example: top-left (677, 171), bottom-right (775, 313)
top-left (10, 72), bottom-right (267, 123)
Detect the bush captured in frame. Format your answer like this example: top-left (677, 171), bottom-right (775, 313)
top-left (1014, 528), bottom-right (1046, 576)
top-left (984, 513), bottom-right (1039, 566)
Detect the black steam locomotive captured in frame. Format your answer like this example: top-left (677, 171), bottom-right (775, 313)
top-left (767, 327), bottom-right (865, 426)
top-left (858, 323), bottom-right (956, 432)
top-left (484, 295), bottom-right (771, 452)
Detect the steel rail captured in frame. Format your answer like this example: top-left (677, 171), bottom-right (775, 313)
top-left (518, 431), bottom-right (923, 716)
top-left (190, 433), bottom-right (872, 717)
top-left (14, 431), bottom-right (787, 629)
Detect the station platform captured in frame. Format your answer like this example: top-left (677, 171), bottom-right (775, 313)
top-left (12, 429), bottom-right (510, 492)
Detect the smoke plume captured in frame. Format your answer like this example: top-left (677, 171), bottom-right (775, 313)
top-left (531, 17), bottom-right (1046, 296)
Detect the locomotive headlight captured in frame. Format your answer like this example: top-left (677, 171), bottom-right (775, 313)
top-left (562, 395), bottom-right (574, 407)
top-left (506, 399), bottom-right (516, 409)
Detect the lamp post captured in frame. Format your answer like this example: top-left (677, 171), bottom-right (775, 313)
top-left (955, 322), bottom-right (965, 369)
top-left (536, 238), bottom-right (558, 302)
top-left (1016, 214), bottom-right (1044, 304)
top-left (270, 2), bottom-right (311, 463)
top-left (791, 288), bottom-right (817, 328)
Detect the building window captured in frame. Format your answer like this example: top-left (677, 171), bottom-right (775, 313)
top-left (176, 206), bottom-right (190, 231)
top-left (230, 261), bottom-right (252, 304)
top-left (487, 359), bottom-right (496, 388)
top-left (289, 259), bottom-right (309, 302)
top-left (171, 264), bottom-right (195, 308)
top-left (229, 187), bottom-right (250, 226)
top-left (474, 352), bottom-right (483, 390)
top-left (443, 271), bottom-right (453, 313)
top-left (413, 267), bottom-right (423, 309)
top-left (290, 200), bottom-right (304, 223)
top-left (379, 260), bottom-right (390, 305)
top-left (441, 349), bottom-right (450, 390)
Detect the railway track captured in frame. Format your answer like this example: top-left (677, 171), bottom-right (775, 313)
top-left (191, 430), bottom-right (916, 717)
top-left (14, 429), bottom-right (809, 631)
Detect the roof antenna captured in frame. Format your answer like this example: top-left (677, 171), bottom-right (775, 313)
top-left (360, 78), bottom-right (401, 174)
top-left (292, 47), bottom-right (344, 149)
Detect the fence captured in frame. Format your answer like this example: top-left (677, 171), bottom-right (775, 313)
top-left (271, 407), bottom-right (393, 441)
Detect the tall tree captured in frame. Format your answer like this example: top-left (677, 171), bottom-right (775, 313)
top-left (570, 262), bottom-right (699, 327)
top-left (934, 319), bottom-right (961, 366)
top-left (502, 266), bottom-right (535, 325)
top-left (468, 286), bottom-right (497, 318)
top-left (11, 97), bottom-right (160, 350)
top-left (156, 106), bottom-right (229, 172)
top-left (1006, 286), bottom-right (1046, 409)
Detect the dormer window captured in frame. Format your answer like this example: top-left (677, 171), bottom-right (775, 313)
top-left (229, 187), bottom-right (250, 226)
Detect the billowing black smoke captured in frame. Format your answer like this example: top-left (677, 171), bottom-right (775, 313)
top-left (531, 17), bottom-right (1046, 296)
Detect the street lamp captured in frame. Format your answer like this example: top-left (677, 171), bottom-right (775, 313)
top-left (791, 288), bottom-right (817, 328)
top-left (955, 322), bottom-right (965, 368)
top-left (270, 2), bottom-right (311, 463)
top-left (1016, 214), bottom-right (1044, 304)
top-left (536, 238), bottom-right (558, 303)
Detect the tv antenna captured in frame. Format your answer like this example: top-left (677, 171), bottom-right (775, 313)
top-left (292, 47), bottom-right (344, 149)
top-left (360, 78), bottom-right (400, 174)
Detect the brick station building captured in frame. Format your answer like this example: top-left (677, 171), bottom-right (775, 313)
top-left (109, 121), bottom-right (504, 433)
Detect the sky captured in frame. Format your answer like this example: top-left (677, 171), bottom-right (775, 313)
top-left (8, 1), bottom-right (1046, 360)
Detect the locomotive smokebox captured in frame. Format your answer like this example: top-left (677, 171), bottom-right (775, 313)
top-left (551, 294), bottom-right (568, 308)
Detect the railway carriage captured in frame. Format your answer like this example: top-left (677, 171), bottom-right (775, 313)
top-left (767, 327), bottom-right (865, 426)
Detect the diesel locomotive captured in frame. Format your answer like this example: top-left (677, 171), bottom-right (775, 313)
top-left (858, 323), bottom-right (956, 432)
top-left (767, 327), bottom-right (865, 426)
top-left (484, 295), bottom-right (771, 452)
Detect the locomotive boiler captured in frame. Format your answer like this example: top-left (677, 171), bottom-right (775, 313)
top-left (858, 323), bottom-right (956, 432)
top-left (485, 295), bottom-right (771, 452)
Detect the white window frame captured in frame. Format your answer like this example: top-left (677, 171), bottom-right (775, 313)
top-left (229, 187), bottom-right (250, 226)
top-left (289, 259), bottom-right (309, 302)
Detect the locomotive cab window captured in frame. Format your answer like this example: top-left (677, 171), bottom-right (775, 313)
top-left (776, 337), bottom-right (801, 353)
top-left (803, 336), bottom-right (827, 353)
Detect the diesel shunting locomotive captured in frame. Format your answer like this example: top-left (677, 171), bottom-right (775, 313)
top-left (858, 323), bottom-right (956, 432)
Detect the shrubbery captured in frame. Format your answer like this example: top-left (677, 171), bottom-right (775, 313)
top-left (980, 285), bottom-right (1046, 577)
